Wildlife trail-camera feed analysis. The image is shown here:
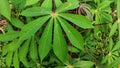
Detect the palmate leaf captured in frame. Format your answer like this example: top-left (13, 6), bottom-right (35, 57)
top-left (30, 37), bottom-right (38, 62)
top-left (21, 7), bottom-right (52, 17)
top-left (39, 18), bottom-right (53, 62)
top-left (56, 1), bottom-right (79, 13)
top-left (58, 17), bottom-right (84, 51)
top-left (53, 19), bottom-right (68, 63)
top-left (59, 13), bottom-right (93, 28)
top-left (0, 0), bottom-right (11, 21)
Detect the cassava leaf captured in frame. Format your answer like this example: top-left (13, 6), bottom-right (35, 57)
top-left (41, 0), bottom-right (52, 10)
top-left (13, 50), bottom-right (19, 68)
top-left (0, 31), bottom-right (19, 42)
top-left (11, 18), bottom-right (24, 29)
top-left (59, 13), bottom-right (93, 28)
top-left (58, 17), bottom-right (84, 51)
top-left (109, 22), bottom-right (118, 37)
top-left (112, 41), bottom-right (120, 51)
top-left (30, 37), bottom-right (38, 62)
top-left (117, 0), bottom-right (120, 18)
top-left (53, 19), bottom-right (68, 63)
top-left (19, 39), bottom-right (30, 67)
top-left (54, 0), bottom-right (63, 8)
top-left (0, 0), bottom-right (11, 21)
top-left (21, 7), bottom-right (52, 17)
top-left (19, 16), bottom-right (50, 41)
top-left (6, 51), bottom-right (13, 67)
top-left (73, 61), bottom-right (94, 68)
top-left (56, 1), bottom-right (79, 13)
top-left (2, 45), bottom-right (8, 56)
top-left (39, 18), bottom-right (53, 62)
top-left (25, 0), bottom-right (39, 6)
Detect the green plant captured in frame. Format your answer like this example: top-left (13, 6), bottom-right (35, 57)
top-left (0, 0), bottom-right (120, 68)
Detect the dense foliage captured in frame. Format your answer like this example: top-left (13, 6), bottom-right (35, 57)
top-left (0, 0), bottom-right (120, 68)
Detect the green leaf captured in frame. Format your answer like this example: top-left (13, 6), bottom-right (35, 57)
top-left (39, 18), bottom-right (53, 62)
top-left (73, 61), bottom-right (94, 68)
top-left (56, 1), bottom-right (79, 13)
top-left (30, 37), bottom-right (38, 62)
top-left (109, 22), bottom-right (118, 37)
top-left (59, 13), bottom-right (93, 28)
top-left (13, 50), bottom-right (19, 68)
top-left (112, 41), bottom-right (120, 51)
top-left (101, 12), bottom-right (112, 22)
top-left (2, 45), bottom-right (8, 56)
top-left (53, 19), bottom-right (68, 63)
top-left (8, 40), bottom-right (18, 52)
top-left (58, 17), bottom-right (84, 51)
top-left (54, 0), bottom-right (63, 8)
top-left (19, 39), bottom-right (30, 67)
top-left (41, 0), bottom-right (52, 10)
top-left (11, 0), bottom-right (25, 9)
top-left (0, 0), bottom-right (11, 21)
top-left (0, 31), bottom-right (19, 42)
top-left (117, 0), bottom-right (120, 18)
top-left (25, 0), bottom-right (39, 6)
top-left (19, 16), bottom-right (50, 41)
top-left (11, 18), bottom-right (24, 29)
top-left (109, 38), bottom-right (114, 51)
top-left (6, 51), bottom-right (13, 67)
top-left (21, 7), bottom-right (52, 17)
top-left (98, 0), bottom-right (112, 11)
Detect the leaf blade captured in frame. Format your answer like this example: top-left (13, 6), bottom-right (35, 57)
top-left (39, 18), bottom-right (53, 62)
top-left (0, 0), bottom-right (11, 21)
top-left (59, 13), bottom-right (93, 28)
top-left (53, 19), bottom-right (68, 63)
top-left (58, 17), bottom-right (84, 51)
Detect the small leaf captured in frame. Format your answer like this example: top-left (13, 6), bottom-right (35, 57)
top-left (0, 31), bottom-right (19, 42)
top-left (59, 13), bottom-right (93, 28)
top-left (56, 1), bottom-right (79, 13)
top-left (0, 0), bottom-right (11, 21)
top-left (25, 0), bottom-right (39, 6)
top-left (73, 61), bottom-right (94, 68)
top-left (53, 19), bottom-right (68, 63)
top-left (21, 7), bottom-right (52, 17)
top-left (112, 41), bottom-right (120, 51)
top-left (19, 16), bottom-right (50, 41)
top-left (54, 0), bottom-right (63, 8)
top-left (58, 17), bottom-right (84, 51)
top-left (117, 0), bottom-right (120, 18)
top-left (19, 39), bottom-right (30, 67)
top-left (30, 37), bottom-right (38, 62)
top-left (2, 45), bottom-right (8, 56)
top-left (39, 18), bottom-right (53, 62)
top-left (41, 0), bottom-right (52, 10)
top-left (13, 50), bottom-right (19, 68)
top-left (6, 51), bottom-right (13, 67)
top-left (11, 18), bottom-right (24, 29)
top-left (109, 22), bottom-right (118, 37)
